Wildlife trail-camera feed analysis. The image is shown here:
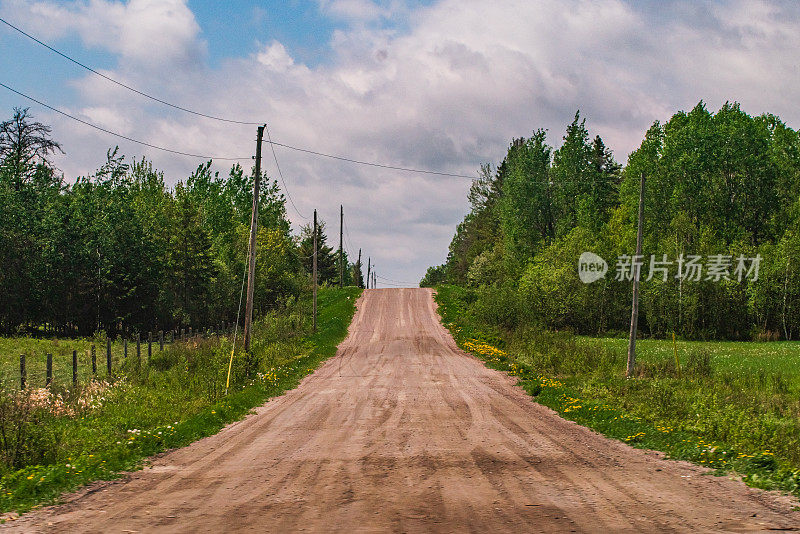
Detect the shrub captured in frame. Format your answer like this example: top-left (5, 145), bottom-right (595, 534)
top-left (0, 389), bottom-right (62, 473)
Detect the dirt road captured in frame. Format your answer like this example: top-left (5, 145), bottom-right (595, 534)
top-left (6, 288), bottom-right (799, 533)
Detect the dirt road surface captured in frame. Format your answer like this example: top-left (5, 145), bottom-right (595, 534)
top-left (5, 288), bottom-right (799, 533)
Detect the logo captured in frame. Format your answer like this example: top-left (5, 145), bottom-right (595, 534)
top-left (578, 252), bottom-right (608, 284)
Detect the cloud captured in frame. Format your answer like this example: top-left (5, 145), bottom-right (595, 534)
top-left (3, 0), bottom-right (800, 285)
top-left (317, 0), bottom-right (387, 22)
top-left (5, 0), bottom-right (204, 69)
top-left (256, 41), bottom-right (295, 72)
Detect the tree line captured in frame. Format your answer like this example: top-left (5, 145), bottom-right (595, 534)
top-left (424, 103), bottom-right (800, 340)
top-left (0, 108), bottom-right (363, 336)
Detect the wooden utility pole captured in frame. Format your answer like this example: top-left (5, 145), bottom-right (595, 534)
top-left (356, 248), bottom-right (362, 288)
top-left (339, 204), bottom-right (344, 288)
top-left (626, 172), bottom-right (646, 377)
top-left (243, 125), bottom-right (265, 353)
top-left (366, 257), bottom-right (371, 290)
top-left (313, 209), bottom-right (318, 332)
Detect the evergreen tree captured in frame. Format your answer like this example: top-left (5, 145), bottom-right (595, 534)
top-left (298, 221), bottom-right (338, 285)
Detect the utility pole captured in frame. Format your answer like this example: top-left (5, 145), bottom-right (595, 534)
top-left (366, 257), bottom-right (371, 290)
top-left (243, 125), bottom-right (265, 354)
top-left (339, 204), bottom-right (344, 288)
top-left (626, 172), bottom-right (645, 377)
top-left (313, 209), bottom-right (318, 333)
top-left (356, 248), bottom-right (362, 288)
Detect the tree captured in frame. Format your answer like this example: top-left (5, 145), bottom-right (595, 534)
top-left (420, 264), bottom-right (447, 287)
top-left (168, 184), bottom-right (217, 326)
top-left (550, 112), bottom-right (592, 235)
top-left (298, 221), bottom-right (338, 285)
top-left (0, 108), bottom-right (63, 186)
top-left (499, 131), bottom-right (553, 266)
top-left (351, 256), bottom-right (365, 288)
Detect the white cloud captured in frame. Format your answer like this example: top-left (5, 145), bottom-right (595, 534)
top-left (4, 0), bottom-right (800, 284)
top-left (317, 0), bottom-right (387, 22)
top-left (7, 0), bottom-right (204, 69)
top-left (256, 41), bottom-right (295, 72)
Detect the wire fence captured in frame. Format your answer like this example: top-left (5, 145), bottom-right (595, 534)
top-left (1, 324), bottom-right (236, 391)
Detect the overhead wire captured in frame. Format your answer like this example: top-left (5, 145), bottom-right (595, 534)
top-left (1, 16), bottom-right (477, 179)
top-left (264, 122), bottom-right (308, 220)
top-left (0, 82), bottom-right (251, 161)
top-left (376, 274), bottom-right (416, 286)
top-left (264, 140), bottom-right (475, 179)
top-left (0, 17), bottom-right (262, 126)
top-left (3, 17), bottom-right (612, 184)
top-left (225, 259), bottom-right (249, 395)
top-left (376, 280), bottom-right (414, 287)
top-left (342, 215), bottom-right (357, 259)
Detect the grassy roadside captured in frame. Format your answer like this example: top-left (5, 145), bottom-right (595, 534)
top-left (434, 284), bottom-right (800, 500)
top-left (0, 287), bottom-right (361, 516)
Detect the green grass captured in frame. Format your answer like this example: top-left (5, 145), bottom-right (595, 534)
top-left (0, 286), bottom-right (361, 515)
top-left (577, 336), bottom-right (800, 379)
top-left (0, 334), bottom-right (185, 390)
top-left (0, 337), bottom-right (123, 390)
top-left (434, 284), bottom-right (800, 500)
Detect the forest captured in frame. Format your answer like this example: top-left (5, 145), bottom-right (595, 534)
top-left (0, 108), bottom-right (362, 336)
top-left (424, 102), bottom-right (800, 340)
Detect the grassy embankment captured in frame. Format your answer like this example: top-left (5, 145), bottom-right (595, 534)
top-left (435, 284), bottom-right (800, 500)
top-left (0, 286), bottom-right (361, 515)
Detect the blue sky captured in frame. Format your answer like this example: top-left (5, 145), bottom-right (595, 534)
top-left (1, 1), bottom-right (799, 286)
top-left (190, 0), bottom-right (358, 67)
top-left (189, 0), bottom-right (431, 67)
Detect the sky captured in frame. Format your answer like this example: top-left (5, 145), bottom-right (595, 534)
top-left (1, 0), bottom-right (799, 286)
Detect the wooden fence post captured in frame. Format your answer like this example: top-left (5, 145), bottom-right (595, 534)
top-left (46, 353), bottom-right (52, 386)
top-left (136, 334), bottom-right (141, 367)
top-left (124, 338), bottom-right (128, 359)
top-left (19, 354), bottom-right (26, 390)
top-left (148, 332), bottom-right (152, 360)
top-left (73, 350), bottom-right (78, 386)
top-left (159, 331), bottom-right (164, 351)
top-left (181, 328), bottom-right (185, 341)
top-left (91, 345), bottom-right (97, 375)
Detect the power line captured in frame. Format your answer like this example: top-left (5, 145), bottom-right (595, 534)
top-left (342, 216), bottom-right (357, 257)
top-left (1, 13), bottom-right (479, 180)
top-left (1, 17), bottom-right (476, 179)
top-left (265, 140), bottom-right (476, 179)
top-left (264, 122), bottom-right (308, 220)
top-left (2, 80), bottom-right (479, 179)
top-left (0, 17), bottom-right (261, 126)
top-left (375, 279), bottom-right (412, 288)
top-left (2, 18), bottom-right (614, 183)
top-left (0, 82), bottom-right (251, 161)
top-left (376, 274), bottom-right (416, 285)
